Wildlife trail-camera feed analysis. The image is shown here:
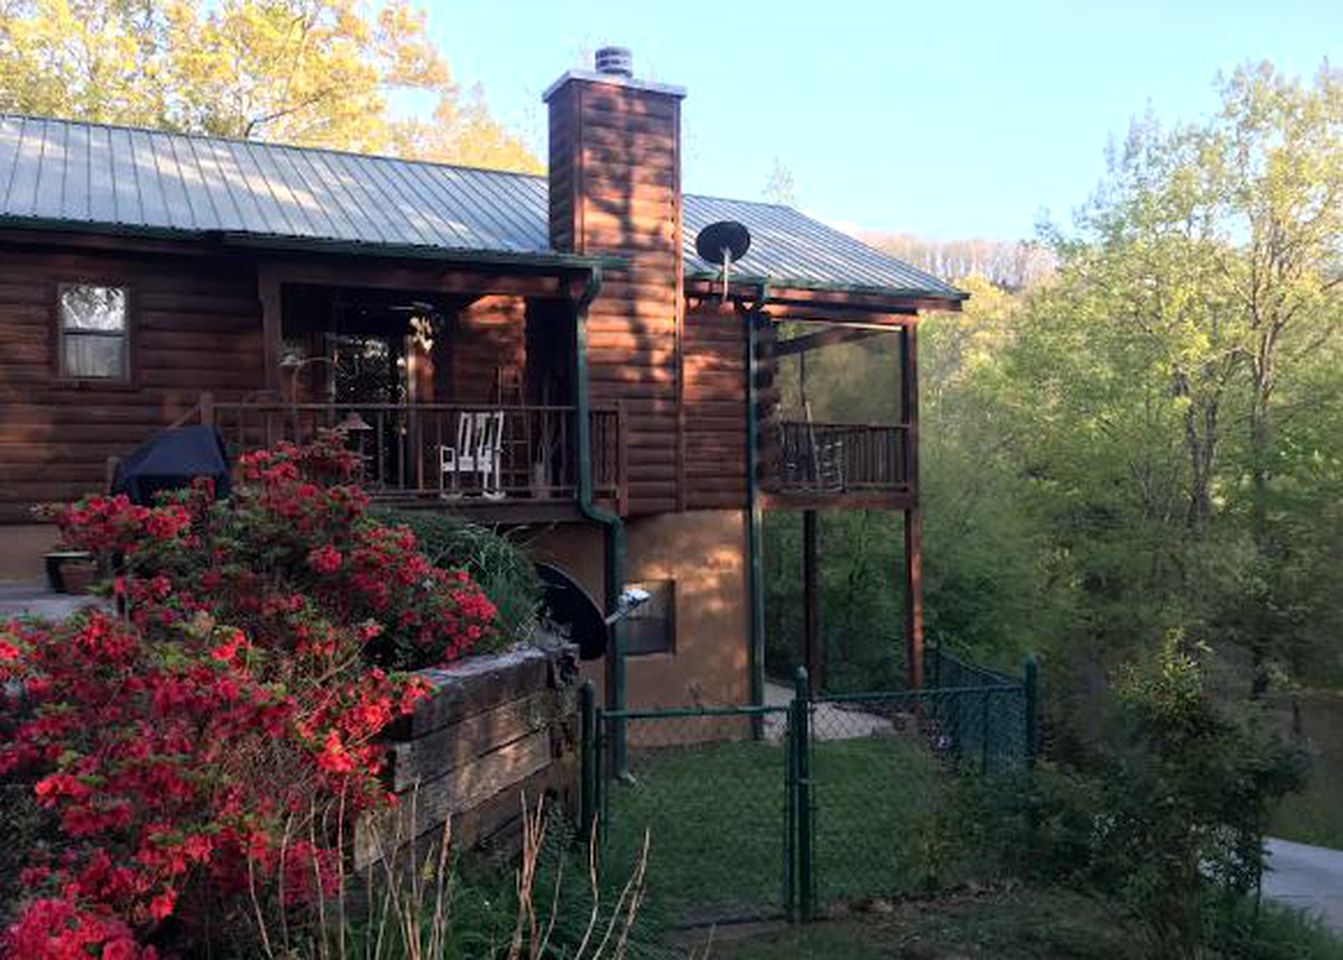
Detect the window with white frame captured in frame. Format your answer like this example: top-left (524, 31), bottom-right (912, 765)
top-left (59, 285), bottom-right (129, 380)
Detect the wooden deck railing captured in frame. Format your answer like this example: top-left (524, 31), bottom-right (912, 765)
top-left (203, 398), bottom-right (625, 506)
top-left (766, 421), bottom-right (910, 494)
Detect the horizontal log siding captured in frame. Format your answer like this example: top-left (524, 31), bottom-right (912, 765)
top-left (683, 304), bottom-right (748, 508)
top-left (450, 295), bottom-right (526, 403)
top-left (0, 246), bottom-right (262, 522)
top-left (548, 80), bottom-right (683, 515)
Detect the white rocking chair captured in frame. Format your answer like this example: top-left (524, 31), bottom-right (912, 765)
top-left (439, 411), bottom-right (506, 499)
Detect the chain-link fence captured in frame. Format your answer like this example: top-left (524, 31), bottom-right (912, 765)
top-left (590, 705), bottom-right (795, 925)
top-left (806, 683), bottom-right (1028, 907)
top-left (583, 656), bottom-right (1038, 928)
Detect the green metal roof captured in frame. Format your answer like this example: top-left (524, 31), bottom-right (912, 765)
top-left (0, 114), bottom-right (964, 301)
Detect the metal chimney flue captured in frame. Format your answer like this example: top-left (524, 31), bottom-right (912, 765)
top-left (594, 46), bottom-right (633, 78)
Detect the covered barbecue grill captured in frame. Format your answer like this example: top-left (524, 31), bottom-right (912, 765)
top-left (110, 426), bottom-right (231, 506)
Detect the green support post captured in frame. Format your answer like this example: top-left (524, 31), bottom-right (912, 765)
top-left (594, 705), bottom-right (607, 850)
top-left (785, 713), bottom-right (796, 919)
top-left (580, 681), bottom-right (597, 841)
top-left (981, 690), bottom-right (991, 773)
top-left (1024, 653), bottom-right (1039, 766)
top-left (793, 666), bottom-right (814, 922)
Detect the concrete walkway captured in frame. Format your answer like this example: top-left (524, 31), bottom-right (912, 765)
top-left (761, 681), bottom-right (898, 742)
top-left (0, 581), bottom-right (107, 621)
top-left (1263, 837), bottom-right (1343, 933)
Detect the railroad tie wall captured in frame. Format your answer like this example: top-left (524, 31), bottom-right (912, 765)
top-left (354, 645), bottom-right (580, 870)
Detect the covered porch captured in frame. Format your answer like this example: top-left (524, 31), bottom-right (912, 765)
top-left (206, 252), bottom-right (625, 519)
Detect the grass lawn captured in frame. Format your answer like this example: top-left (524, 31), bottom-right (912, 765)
top-left (713, 887), bottom-right (1343, 960)
top-left (601, 730), bottom-right (951, 925)
top-left (713, 888), bottom-right (1142, 960)
top-left (1273, 690), bottom-right (1343, 850)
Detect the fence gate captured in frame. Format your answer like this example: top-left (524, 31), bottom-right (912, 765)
top-left (581, 655), bottom-right (1037, 927)
top-left (585, 700), bottom-right (797, 924)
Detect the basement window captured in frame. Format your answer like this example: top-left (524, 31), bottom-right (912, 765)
top-left (624, 579), bottom-right (675, 656)
top-left (59, 285), bottom-right (129, 381)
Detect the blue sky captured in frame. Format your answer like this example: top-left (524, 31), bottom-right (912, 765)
top-left (426, 0), bottom-right (1337, 241)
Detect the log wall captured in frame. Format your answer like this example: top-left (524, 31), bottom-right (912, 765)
top-left (548, 78), bottom-right (684, 515)
top-left (683, 302), bottom-right (749, 509)
top-left (0, 242), bottom-right (264, 523)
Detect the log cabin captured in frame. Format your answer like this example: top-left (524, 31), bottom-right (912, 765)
top-left (0, 48), bottom-right (965, 719)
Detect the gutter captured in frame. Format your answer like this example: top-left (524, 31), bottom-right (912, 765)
top-left (0, 215), bottom-right (622, 274)
top-left (745, 283), bottom-right (769, 731)
top-left (571, 266), bottom-right (630, 778)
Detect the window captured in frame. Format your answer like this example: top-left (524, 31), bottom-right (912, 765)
top-left (59, 285), bottom-right (129, 380)
top-left (624, 579), bottom-right (675, 656)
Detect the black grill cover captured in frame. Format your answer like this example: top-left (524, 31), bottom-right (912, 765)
top-left (536, 562), bottom-right (608, 660)
top-left (111, 426), bottom-right (231, 506)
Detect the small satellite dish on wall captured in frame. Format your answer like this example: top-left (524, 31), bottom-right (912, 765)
top-left (695, 220), bottom-right (751, 299)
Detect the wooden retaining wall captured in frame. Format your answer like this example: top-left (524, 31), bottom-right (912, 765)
top-left (355, 644), bottom-right (580, 870)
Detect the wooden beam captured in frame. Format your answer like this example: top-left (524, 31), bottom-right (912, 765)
top-left (258, 263), bottom-right (283, 396)
top-left (262, 259), bottom-right (571, 299)
top-left (767, 286), bottom-right (962, 314)
top-left (682, 278), bottom-right (961, 315)
top-left (803, 509), bottom-right (824, 692)
top-left (772, 325), bottom-right (892, 358)
top-left (759, 489), bottom-right (914, 512)
top-left (902, 323), bottom-right (924, 690)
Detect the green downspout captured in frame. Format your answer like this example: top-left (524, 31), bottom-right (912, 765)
top-left (746, 284), bottom-right (770, 730)
top-left (573, 266), bottom-right (629, 778)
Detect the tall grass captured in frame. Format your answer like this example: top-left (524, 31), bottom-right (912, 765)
top-left (250, 794), bottom-right (668, 960)
top-left (375, 510), bottom-right (542, 646)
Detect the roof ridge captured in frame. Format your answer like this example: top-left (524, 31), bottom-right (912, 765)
top-left (0, 112), bottom-right (549, 183)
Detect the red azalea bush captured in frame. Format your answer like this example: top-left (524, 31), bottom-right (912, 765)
top-left (0, 431), bottom-right (498, 957)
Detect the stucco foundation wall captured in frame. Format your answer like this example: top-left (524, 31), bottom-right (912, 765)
top-left (0, 523), bottom-right (58, 581)
top-left (528, 509), bottom-right (750, 711)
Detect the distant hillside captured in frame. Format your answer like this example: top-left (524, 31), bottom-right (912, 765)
top-left (863, 233), bottom-right (1056, 291)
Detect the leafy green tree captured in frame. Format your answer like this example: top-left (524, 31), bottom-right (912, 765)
top-left (0, 0), bottom-right (540, 170)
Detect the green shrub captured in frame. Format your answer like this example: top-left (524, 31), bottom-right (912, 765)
top-left (376, 510), bottom-right (542, 646)
top-left (965, 634), bottom-right (1312, 958)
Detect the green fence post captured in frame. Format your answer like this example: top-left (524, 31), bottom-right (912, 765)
top-left (793, 666), bottom-right (814, 922)
top-left (1024, 653), bottom-right (1039, 767)
top-left (980, 690), bottom-right (991, 773)
top-left (785, 701), bottom-right (797, 921)
top-left (580, 681), bottom-right (596, 841)
top-left (594, 705), bottom-right (607, 851)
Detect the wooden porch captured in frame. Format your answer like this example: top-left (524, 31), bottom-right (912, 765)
top-left (762, 420), bottom-right (912, 509)
top-left (201, 396), bottom-right (628, 519)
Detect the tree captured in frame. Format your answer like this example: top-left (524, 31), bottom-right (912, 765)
top-left (0, 0), bottom-right (540, 171)
top-left (763, 156), bottom-right (797, 206)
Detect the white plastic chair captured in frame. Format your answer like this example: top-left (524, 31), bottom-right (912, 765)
top-left (475, 411), bottom-right (506, 500)
top-left (439, 411), bottom-right (507, 498)
top-left (438, 413), bottom-right (476, 498)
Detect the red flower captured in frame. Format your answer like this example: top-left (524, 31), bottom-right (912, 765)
top-left (307, 544), bottom-right (343, 575)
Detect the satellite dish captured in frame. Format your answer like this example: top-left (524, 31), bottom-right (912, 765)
top-left (695, 220), bottom-right (751, 299)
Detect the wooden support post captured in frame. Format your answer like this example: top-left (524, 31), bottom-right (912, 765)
top-left (258, 265), bottom-right (283, 397)
top-left (901, 322), bottom-right (924, 689)
top-left (904, 507), bottom-right (925, 690)
top-left (803, 509), bottom-right (824, 692)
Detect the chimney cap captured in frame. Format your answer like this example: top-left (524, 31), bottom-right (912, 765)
top-left (542, 47), bottom-right (686, 102)
top-left (595, 46), bottom-right (633, 77)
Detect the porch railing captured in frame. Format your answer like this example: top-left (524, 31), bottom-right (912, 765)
top-left (204, 398), bottom-right (625, 506)
top-left (767, 421), bottom-right (910, 494)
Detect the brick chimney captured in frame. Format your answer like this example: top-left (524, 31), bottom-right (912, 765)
top-left (545, 48), bottom-right (686, 513)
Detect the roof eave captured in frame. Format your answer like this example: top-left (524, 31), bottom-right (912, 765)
top-left (0, 215), bottom-right (621, 273)
top-left (683, 268), bottom-right (969, 307)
